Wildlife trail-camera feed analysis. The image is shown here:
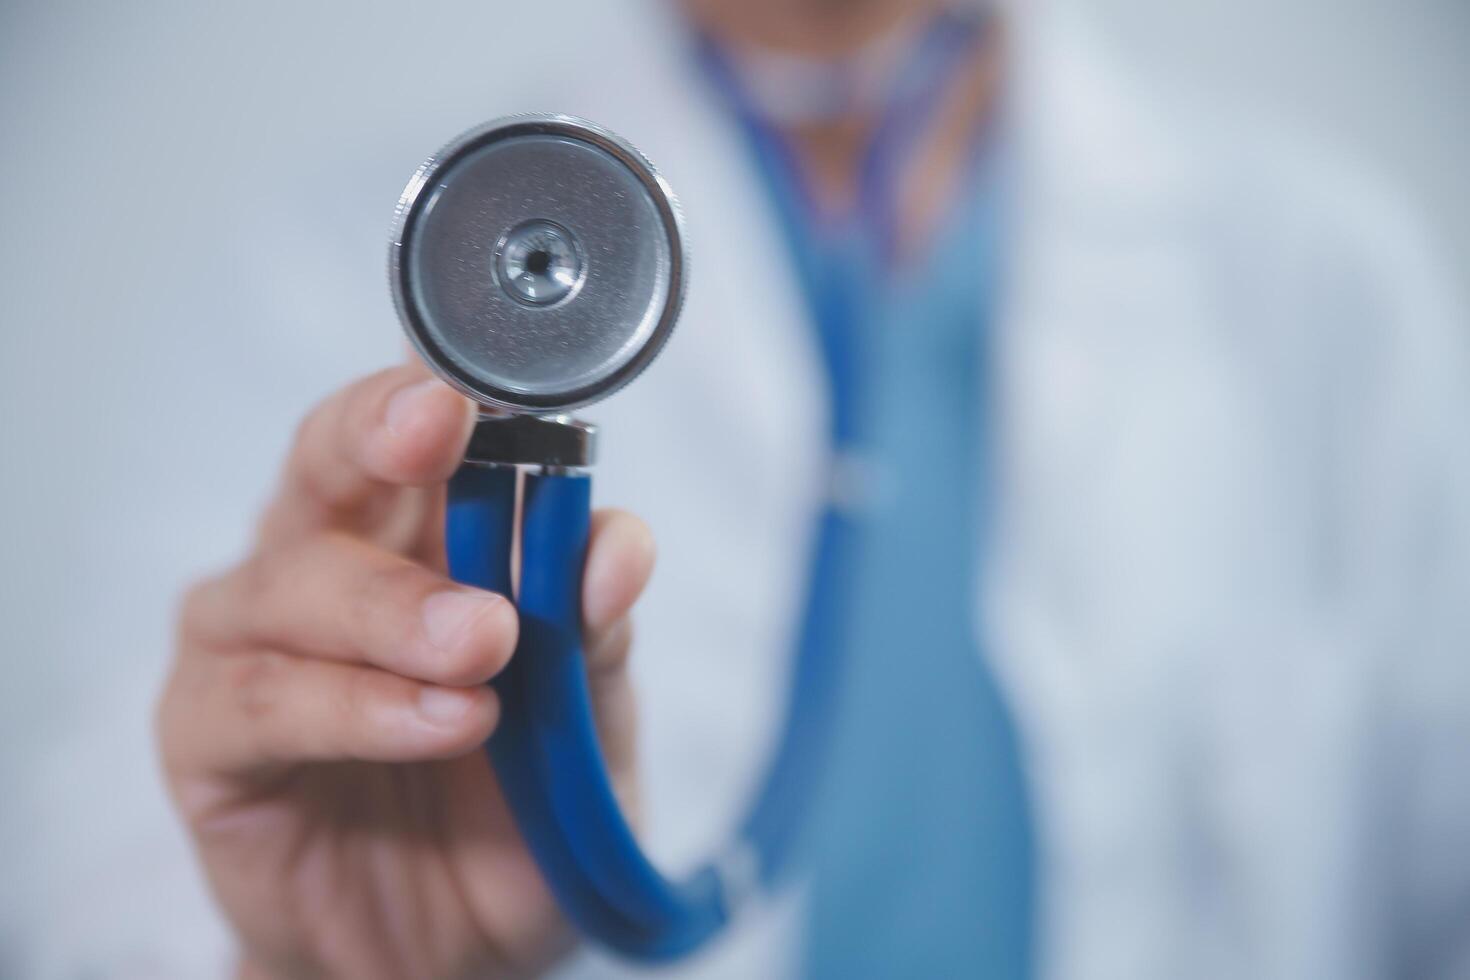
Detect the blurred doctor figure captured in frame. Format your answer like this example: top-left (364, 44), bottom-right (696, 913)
top-left (3, 0), bottom-right (1468, 978)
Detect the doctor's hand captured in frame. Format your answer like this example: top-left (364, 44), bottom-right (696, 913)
top-left (156, 364), bottom-right (652, 980)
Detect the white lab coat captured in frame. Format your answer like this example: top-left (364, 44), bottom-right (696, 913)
top-left (1, 2), bottom-right (1466, 978)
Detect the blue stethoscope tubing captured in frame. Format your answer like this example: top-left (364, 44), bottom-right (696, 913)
top-left (444, 10), bottom-right (992, 961)
top-left (449, 466), bottom-right (731, 958)
top-left (447, 467), bottom-right (857, 960)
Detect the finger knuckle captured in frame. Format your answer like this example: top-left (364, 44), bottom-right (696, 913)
top-left (229, 651), bottom-right (289, 724)
top-left (351, 365), bottom-right (413, 428)
top-left (287, 400), bottom-right (331, 473)
top-left (286, 394), bottom-right (359, 506)
top-left (366, 552), bottom-right (428, 597)
top-left (353, 553), bottom-right (427, 629)
top-left (339, 669), bottom-right (384, 750)
top-left (237, 549), bottom-right (277, 607)
top-left (590, 617), bottom-right (635, 672)
top-left (175, 576), bottom-right (217, 640)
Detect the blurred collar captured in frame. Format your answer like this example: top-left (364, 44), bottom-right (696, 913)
top-left (710, 6), bottom-right (984, 127)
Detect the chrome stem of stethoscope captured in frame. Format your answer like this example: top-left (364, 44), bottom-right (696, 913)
top-left (461, 413), bottom-right (598, 470)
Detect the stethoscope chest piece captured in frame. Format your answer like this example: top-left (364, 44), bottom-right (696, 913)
top-left (390, 114), bottom-right (686, 415)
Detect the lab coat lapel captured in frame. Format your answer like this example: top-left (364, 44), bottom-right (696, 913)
top-left (983, 6), bottom-right (1271, 977)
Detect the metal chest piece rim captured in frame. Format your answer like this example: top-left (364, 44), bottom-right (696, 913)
top-left (389, 113), bottom-right (687, 416)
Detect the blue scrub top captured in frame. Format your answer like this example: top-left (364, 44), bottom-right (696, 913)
top-left (696, 14), bottom-right (1037, 977)
top-left (802, 163), bottom-right (1035, 980)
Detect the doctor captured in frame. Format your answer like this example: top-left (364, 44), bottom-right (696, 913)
top-left (152, 1), bottom-right (1470, 979)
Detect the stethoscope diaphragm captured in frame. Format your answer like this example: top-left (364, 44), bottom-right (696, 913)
top-left (389, 114), bottom-right (685, 413)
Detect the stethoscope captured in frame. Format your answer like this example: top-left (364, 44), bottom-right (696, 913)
top-left (389, 114), bottom-right (834, 960)
top-left (387, 16), bottom-right (991, 962)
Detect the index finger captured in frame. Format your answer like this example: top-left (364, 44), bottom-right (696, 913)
top-left (259, 363), bottom-right (476, 548)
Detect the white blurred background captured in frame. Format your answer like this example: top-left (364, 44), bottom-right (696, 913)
top-left (1099, 0), bottom-right (1470, 268)
top-left (0, 0), bottom-right (1465, 975)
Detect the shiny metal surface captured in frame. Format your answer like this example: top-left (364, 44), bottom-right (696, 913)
top-left (390, 114), bottom-right (686, 413)
top-left (496, 219), bottom-right (584, 307)
top-left (462, 413), bottom-right (597, 468)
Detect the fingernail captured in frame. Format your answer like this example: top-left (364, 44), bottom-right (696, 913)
top-left (422, 590), bottom-right (500, 653)
top-left (418, 686), bottom-right (477, 724)
top-left (384, 378), bottom-right (442, 436)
